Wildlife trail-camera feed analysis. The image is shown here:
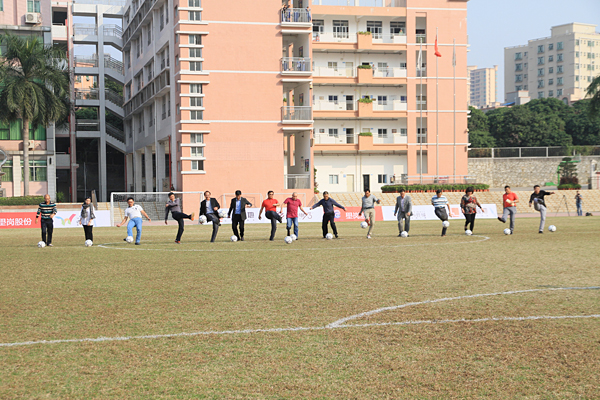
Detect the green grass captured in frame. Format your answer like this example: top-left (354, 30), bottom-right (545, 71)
top-left (1, 217), bottom-right (600, 398)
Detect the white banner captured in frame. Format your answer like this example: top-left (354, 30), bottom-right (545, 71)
top-left (381, 204), bottom-right (498, 221)
top-left (217, 208), bottom-right (324, 225)
top-left (53, 210), bottom-right (112, 228)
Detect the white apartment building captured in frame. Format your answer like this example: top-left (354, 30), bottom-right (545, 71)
top-left (504, 23), bottom-right (600, 104)
top-left (468, 65), bottom-right (498, 108)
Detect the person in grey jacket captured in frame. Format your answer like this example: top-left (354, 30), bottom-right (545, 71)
top-left (165, 192), bottom-right (195, 243)
top-left (393, 188), bottom-right (412, 236)
top-left (78, 197), bottom-right (96, 243)
top-left (358, 189), bottom-right (380, 239)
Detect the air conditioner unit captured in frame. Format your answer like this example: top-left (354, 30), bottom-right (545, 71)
top-left (25, 13), bottom-right (41, 24)
top-left (28, 140), bottom-right (35, 150)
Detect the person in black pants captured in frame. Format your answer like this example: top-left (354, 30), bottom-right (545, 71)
top-left (310, 191), bottom-right (346, 238)
top-left (78, 197), bottom-right (96, 242)
top-left (460, 187), bottom-right (483, 233)
top-left (36, 194), bottom-right (57, 246)
top-left (431, 189), bottom-right (452, 237)
top-left (200, 191), bottom-right (221, 242)
top-left (165, 192), bottom-right (195, 243)
top-left (228, 190), bottom-right (252, 241)
top-left (258, 191), bottom-right (282, 240)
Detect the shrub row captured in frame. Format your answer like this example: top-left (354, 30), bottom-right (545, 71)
top-left (0, 196), bottom-right (45, 206)
top-left (557, 183), bottom-right (581, 190)
top-left (381, 184), bottom-right (490, 193)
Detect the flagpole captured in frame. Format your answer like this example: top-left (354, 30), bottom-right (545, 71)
top-left (436, 27), bottom-right (439, 180)
top-left (453, 38), bottom-right (456, 183)
top-left (419, 41), bottom-right (423, 184)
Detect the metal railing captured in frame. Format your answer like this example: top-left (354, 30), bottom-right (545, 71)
top-left (373, 66), bottom-right (407, 78)
top-left (285, 174), bottom-right (311, 190)
top-left (371, 33), bottom-right (407, 44)
top-left (372, 99), bottom-right (407, 111)
top-left (281, 57), bottom-right (312, 72)
top-left (282, 106), bottom-right (312, 121)
top-left (104, 55), bottom-right (124, 75)
top-left (315, 0), bottom-right (405, 6)
top-left (313, 100), bottom-right (354, 111)
top-left (103, 24), bottom-right (123, 38)
top-left (75, 119), bottom-right (100, 131)
top-left (313, 32), bottom-right (357, 43)
top-left (105, 88), bottom-right (124, 106)
top-left (469, 146), bottom-right (600, 158)
top-left (390, 175), bottom-right (477, 185)
top-left (73, 24), bottom-right (97, 36)
top-left (313, 67), bottom-right (355, 78)
top-left (314, 133), bottom-right (357, 145)
top-left (106, 123), bottom-right (125, 142)
top-left (74, 88), bottom-right (99, 100)
top-left (281, 8), bottom-right (311, 23)
top-left (74, 55), bottom-right (99, 68)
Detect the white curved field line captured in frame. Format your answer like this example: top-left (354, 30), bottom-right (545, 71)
top-left (96, 234), bottom-right (491, 252)
top-left (1, 286), bottom-right (598, 348)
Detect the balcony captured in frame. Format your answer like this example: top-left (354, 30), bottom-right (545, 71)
top-left (75, 119), bottom-right (100, 132)
top-left (74, 88), bottom-right (99, 101)
top-left (357, 66), bottom-right (407, 84)
top-left (73, 23), bottom-right (98, 36)
top-left (372, 100), bottom-right (407, 112)
top-left (313, 100), bottom-right (354, 112)
top-left (104, 55), bottom-right (124, 76)
top-left (285, 174), bottom-right (310, 190)
top-left (281, 57), bottom-right (312, 75)
top-left (105, 88), bottom-right (124, 107)
top-left (371, 32), bottom-right (407, 45)
top-left (314, 67), bottom-right (355, 78)
top-left (373, 133), bottom-right (407, 144)
top-left (103, 24), bottom-right (123, 39)
top-left (282, 106), bottom-right (312, 123)
top-left (314, 133), bottom-right (357, 145)
top-left (51, 24), bottom-right (68, 40)
top-left (74, 55), bottom-right (99, 68)
top-left (280, 8), bottom-right (311, 26)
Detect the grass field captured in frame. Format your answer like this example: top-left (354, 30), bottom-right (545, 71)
top-left (1, 216), bottom-right (599, 398)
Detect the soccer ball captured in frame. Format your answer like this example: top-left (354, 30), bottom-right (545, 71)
top-left (198, 215), bottom-right (207, 224)
top-left (284, 236), bottom-right (293, 244)
top-left (548, 225), bottom-right (557, 232)
top-left (230, 235), bottom-right (238, 242)
top-left (442, 221), bottom-right (450, 228)
top-left (400, 231), bottom-right (408, 238)
top-left (37, 241), bottom-right (46, 248)
top-left (85, 240), bottom-right (93, 247)
top-left (125, 236), bottom-right (134, 243)
top-left (218, 209), bottom-right (226, 219)
top-left (465, 230), bottom-right (472, 236)
top-left (503, 228), bottom-right (512, 235)
top-left (325, 233), bottom-right (333, 240)
top-left (360, 221), bottom-right (368, 229)
top-left (290, 234), bottom-right (297, 241)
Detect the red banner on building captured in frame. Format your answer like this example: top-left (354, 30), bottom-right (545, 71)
top-left (0, 212), bottom-right (37, 229)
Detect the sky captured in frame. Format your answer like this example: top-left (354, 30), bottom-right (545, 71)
top-left (467, 0), bottom-right (600, 103)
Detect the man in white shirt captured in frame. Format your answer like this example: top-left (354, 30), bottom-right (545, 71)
top-left (117, 197), bottom-right (152, 245)
top-left (358, 189), bottom-right (381, 239)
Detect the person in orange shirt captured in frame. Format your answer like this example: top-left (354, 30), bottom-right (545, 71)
top-left (498, 185), bottom-right (519, 234)
top-left (259, 191), bottom-right (282, 241)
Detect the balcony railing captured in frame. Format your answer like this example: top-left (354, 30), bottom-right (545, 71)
top-left (106, 122), bottom-right (125, 142)
top-left (105, 88), bottom-right (124, 106)
top-left (74, 88), bottom-right (99, 100)
top-left (73, 24), bottom-right (97, 36)
top-left (313, 32), bottom-right (357, 43)
top-left (74, 55), bottom-right (99, 68)
top-left (373, 66), bottom-right (407, 78)
top-left (103, 24), bottom-right (123, 39)
top-left (373, 133), bottom-right (407, 144)
top-left (104, 55), bottom-right (124, 75)
top-left (313, 101), bottom-right (354, 111)
top-left (313, 0), bottom-right (405, 5)
top-left (282, 106), bottom-right (312, 121)
top-left (281, 57), bottom-right (312, 72)
top-left (75, 119), bottom-right (100, 131)
top-left (468, 146), bottom-right (600, 158)
top-left (314, 133), bottom-right (357, 145)
top-left (416, 33), bottom-right (427, 43)
top-left (285, 174), bottom-right (310, 190)
top-left (314, 67), bottom-right (355, 78)
top-left (281, 8), bottom-right (311, 23)
top-left (372, 99), bottom-right (407, 111)
top-left (372, 33), bottom-right (407, 44)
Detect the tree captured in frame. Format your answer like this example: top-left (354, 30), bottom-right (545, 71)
top-left (0, 34), bottom-right (70, 196)
top-left (468, 106), bottom-right (489, 132)
top-left (565, 100), bottom-right (600, 145)
top-left (469, 130), bottom-right (496, 148)
top-left (585, 74), bottom-right (600, 119)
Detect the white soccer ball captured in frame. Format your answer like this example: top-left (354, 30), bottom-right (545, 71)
top-left (360, 221), bottom-right (368, 229)
top-left (442, 221), bottom-right (450, 228)
top-left (37, 241), bottom-right (46, 248)
top-left (125, 236), bottom-right (134, 243)
top-left (325, 233), bottom-right (333, 240)
top-left (548, 225), bottom-right (557, 232)
top-left (284, 236), bottom-right (293, 244)
top-left (85, 240), bottom-right (93, 247)
top-left (290, 234), bottom-right (297, 241)
top-left (198, 215), bottom-right (207, 224)
top-left (218, 209), bottom-right (226, 219)
top-left (400, 231), bottom-right (408, 238)
top-left (503, 228), bottom-right (512, 235)
top-left (465, 230), bottom-right (472, 236)
top-left (230, 235), bottom-right (238, 242)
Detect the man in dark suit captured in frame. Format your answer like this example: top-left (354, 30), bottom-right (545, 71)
top-left (228, 190), bottom-right (253, 241)
top-left (200, 191), bottom-right (221, 242)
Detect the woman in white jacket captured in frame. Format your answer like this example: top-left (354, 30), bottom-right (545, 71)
top-left (79, 197), bottom-right (96, 242)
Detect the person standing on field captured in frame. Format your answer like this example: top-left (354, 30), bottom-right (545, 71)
top-left (228, 190), bottom-right (252, 241)
top-left (498, 185), bottom-right (518, 234)
top-left (281, 192), bottom-right (308, 239)
top-left (394, 188), bottom-right (412, 236)
top-left (359, 189), bottom-right (380, 239)
top-left (431, 189), bottom-right (452, 237)
top-left (78, 197), bottom-right (95, 243)
top-left (461, 187), bottom-right (483, 233)
top-left (200, 191), bottom-right (221, 243)
top-left (165, 192), bottom-right (195, 244)
top-left (311, 191), bottom-right (346, 238)
top-left (259, 191), bottom-right (282, 241)
top-left (529, 185), bottom-right (554, 233)
top-left (117, 197), bottom-right (151, 245)
top-left (35, 194), bottom-right (57, 247)
top-left (575, 191), bottom-right (583, 216)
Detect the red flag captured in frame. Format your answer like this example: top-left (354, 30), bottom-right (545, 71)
top-left (435, 35), bottom-right (442, 57)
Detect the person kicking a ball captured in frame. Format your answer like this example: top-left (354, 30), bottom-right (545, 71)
top-left (498, 185), bottom-right (518, 234)
top-left (117, 197), bottom-right (151, 245)
top-left (529, 185), bottom-right (554, 233)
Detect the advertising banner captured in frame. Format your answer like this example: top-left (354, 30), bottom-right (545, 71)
top-left (0, 212), bottom-right (36, 229)
top-left (0, 210), bottom-right (112, 229)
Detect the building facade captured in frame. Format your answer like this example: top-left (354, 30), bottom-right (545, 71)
top-left (468, 65), bottom-right (498, 108)
top-left (504, 23), bottom-right (600, 104)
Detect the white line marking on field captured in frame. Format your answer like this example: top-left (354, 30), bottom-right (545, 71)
top-left (96, 235), bottom-right (491, 252)
top-left (1, 286), bottom-right (598, 348)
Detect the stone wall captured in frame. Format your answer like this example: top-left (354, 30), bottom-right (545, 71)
top-left (468, 156), bottom-right (600, 188)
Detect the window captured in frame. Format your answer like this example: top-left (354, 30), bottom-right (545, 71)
top-left (333, 20), bottom-right (349, 39)
top-left (548, 43), bottom-right (554, 51)
top-left (328, 175), bottom-right (339, 184)
top-left (557, 89), bottom-right (563, 96)
top-left (576, 39), bottom-right (580, 46)
top-left (377, 96), bottom-right (387, 105)
top-left (557, 41), bottom-right (563, 50)
top-left (328, 128), bottom-right (338, 137)
top-left (189, 61), bottom-right (202, 71)
top-left (160, 7), bottom-right (164, 30)
top-left (537, 57), bottom-right (544, 65)
top-left (190, 97), bottom-right (203, 107)
top-left (515, 75), bottom-right (523, 82)
top-left (576, 51), bottom-right (580, 58)
top-left (524, 62), bottom-right (528, 68)
top-left (1, 160), bottom-right (12, 181)
top-left (538, 79), bottom-right (544, 88)
top-left (189, 34), bottom-right (202, 45)
top-left (390, 21), bottom-right (405, 35)
top-left (537, 44), bottom-right (544, 53)
top-left (313, 20), bottom-right (324, 39)
top-left (165, 4), bottom-right (168, 23)
top-left (548, 90), bottom-right (554, 97)
top-left (27, 0), bottom-right (40, 12)
top-left (557, 77), bottom-right (563, 85)
top-left (576, 76), bottom-right (580, 81)
top-left (548, 55), bottom-right (553, 62)
top-left (0, 0), bottom-right (3, 11)
top-left (190, 146), bottom-right (203, 157)
top-left (557, 53), bottom-right (563, 62)
top-left (0, 122), bottom-right (9, 140)
top-left (549, 67), bottom-right (553, 73)
top-left (190, 84), bottom-right (202, 93)
top-left (515, 63), bottom-right (523, 71)
top-left (548, 79), bottom-right (553, 85)
top-left (524, 85), bottom-right (528, 90)
top-left (147, 22), bottom-right (152, 45)
top-left (515, 85), bottom-right (523, 91)
top-left (515, 52), bottom-right (522, 60)
top-left (190, 133), bottom-right (203, 143)
top-left (188, 11), bottom-right (202, 21)
top-left (377, 128), bottom-right (387, 138)
top-left (189, 48), bottom-right (202, 58)
top-left (378, 174), bottom-right (387, 184)
top-left (328, 95), bottom-right (338, 104)
top-left (524, 51), bottom-right (528, 57)
top-left (400, 128), bottom-right (407, 136)
top-left (190, 110), bottom-right (203, 120)
top-left (537, 68), bottom-right (544, 76)
top-left (190, 160), bottom-right (204, 171)
top-left (188, 0), bottom-right (201, 6)
top-left (538, 91), bottom-right (544, 99)
top-left (366, 21), bottom-right (382, 39)
top-left (22, 160), bottom-right (47, 182)
top-left (417, 127), bottom-right (427, 143)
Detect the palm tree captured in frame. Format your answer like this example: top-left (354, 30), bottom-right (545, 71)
top-left (586, 74), bottom-right (600, 119)
top-left (0, 33), bottom-right (70, 197)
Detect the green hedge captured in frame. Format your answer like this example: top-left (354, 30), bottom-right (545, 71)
top-left (557, 183), bottom-right (581, 190)
top-left (381, 184), bottom-right (490, 193)
top-left (358, 132), bottom-right (372, 137)
top-left (0, 196), bottom-right (45, 206)
top-left (358, 97), bottom-right (373, 103)
top-left (357, 65), bottom-right (372, 69)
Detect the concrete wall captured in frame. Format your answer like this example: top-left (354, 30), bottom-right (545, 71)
top-left (468, 156), bottom-right (600, 187)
